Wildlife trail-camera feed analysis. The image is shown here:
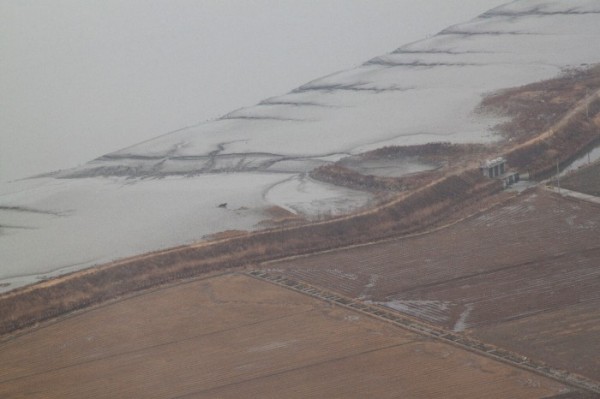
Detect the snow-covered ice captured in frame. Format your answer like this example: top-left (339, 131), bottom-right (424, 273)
top-left (264, 174), bottom-right (373, 217)
top-left (0, 173), bottom-right (371, 291)
top-left (2, 0), bottom-right (600, 291)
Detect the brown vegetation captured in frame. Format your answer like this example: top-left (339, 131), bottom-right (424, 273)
top-left (203, 229), bottom-right (250, 240)
top-left (480, 65), bottom-right (600, 179)
top-left (257, 205), bottom-right (306, 228)
top-left (363, 142), bottom-right (487, 160)
top-left (0, 274), bottom-right (571, 398)
top-left (270, 189), bottom-right (600, 380)
top-left (481, 64), bottom-right (600, 143)
top-left (310, 143), bottom-right (488, 192)
top-left (562, 160), bottom-right (600, 196)
top-left (474, 299), bottom-right (600, 382)
top-left (504, 106), bottom-right (600, 179)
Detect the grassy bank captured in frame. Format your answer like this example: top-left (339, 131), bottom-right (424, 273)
top-left (0, 169), bottom-right (502, 336)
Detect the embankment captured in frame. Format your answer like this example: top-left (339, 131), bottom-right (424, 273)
top-left (0, 169), bottom-right (502, 336)
top-left (2, 70), bottom-right (599, 337)
top-left (505, 97), bottom-right (600, 179)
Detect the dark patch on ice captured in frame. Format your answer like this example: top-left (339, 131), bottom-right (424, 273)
top-left (100, 153), bottom-right (167, 161)
top-left (366, 58), bottom-right (478, 68)
top-left (439, 29), bottom-right (536, 37)
top-left (200, 142), bottom-right (226, 172)
top-left (0, 224), bottom-right (37, 230)
top-left (0, 206), bottom-right (68, 217)
top-left (61, 152), bottom-right (292, 178)
top-left (258, 99), bottom-right (334, 108)
top-left (220, 115), bottom-right (306, 122)
top-left (294, 83), bottom-right (414, 94)
top-left (58, 148), bottom-right (353, 178)
top-left (28, 170), bottom-right (61, 179)
top-left (482, 7), bottom-right (600, 18)
top-left (59, 165), bottom-right (148, 179)
top-left (98, 141), bottom-right (191, 163)
top-left (171, 152), bottom-right (280, 162)
top-left (391, 49), bottom-right (491, 55)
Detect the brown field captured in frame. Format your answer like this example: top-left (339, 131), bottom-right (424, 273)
top-left (268, 188), bottom-right (600, 379)
top-left (562, 160), bottom-right (600, 197)
top-left (0, 273), bottom-right (573, 398)
top-left (474, 299), bottom-right (600, 381)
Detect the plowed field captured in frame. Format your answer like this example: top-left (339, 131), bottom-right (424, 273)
top-left (475, 299), bottom-right (600, 381)
top-left (562, 160), bottom-right (600, 197)
top-left (269, 188), bottom-right (600, 379)
top-left (0, 274), bottom-right (571, 398)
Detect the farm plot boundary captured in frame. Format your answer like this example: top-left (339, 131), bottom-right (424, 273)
top-left (247, 271), bottom-right (600, 394)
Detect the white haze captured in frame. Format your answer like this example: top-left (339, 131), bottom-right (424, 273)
top-left (0, 0), bottom-right (508, 183)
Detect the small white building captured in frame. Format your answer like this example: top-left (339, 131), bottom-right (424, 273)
top-left (480, 157), bottom-right (519, 187)
top-left (480, 157), bottom-right (506, 178)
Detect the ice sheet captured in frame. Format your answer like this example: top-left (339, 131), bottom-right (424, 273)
top-left (3, 0), bottom-right (600, 291)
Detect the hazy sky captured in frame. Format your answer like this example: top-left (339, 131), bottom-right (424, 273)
top-left (0, 0), bottom-right (508, 182)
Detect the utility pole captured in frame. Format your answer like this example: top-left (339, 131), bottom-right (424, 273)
top-left (556, 161), bottom-right (561, 194)
top-left (586, 88), bottom-right (590, 119)
top-left (585, 100), bottom-right (590, 119)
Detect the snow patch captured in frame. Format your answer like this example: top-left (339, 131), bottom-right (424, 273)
top-left (264, 174), bottom-right (372, 218)
top-left (380, 299), bottom-right (453, 324)
top-left (247, 340), bottom-right (296, 353)
top-left (453, 303), bottom-right (474, 332)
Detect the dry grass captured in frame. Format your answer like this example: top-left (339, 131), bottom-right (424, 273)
top-left (256, 205), bottom-right (306, 228)
top-left (203, 229), bottom-right (250, 240)
top-left (481, 65), bottom-right (600, 179)
top-left (480, 64), bottom-right (600, 143)
top-left (310, 143), bottom-right (489, 193)
top-left (0, 274), bottom-right (571, 399)
top-left (504, 110), bottom-right (600, 179)
top-left (473, 299), bottom-right (600, 381)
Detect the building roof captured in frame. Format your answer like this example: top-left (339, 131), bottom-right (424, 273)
top-left (480, 157), bottom-right (506, 168)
